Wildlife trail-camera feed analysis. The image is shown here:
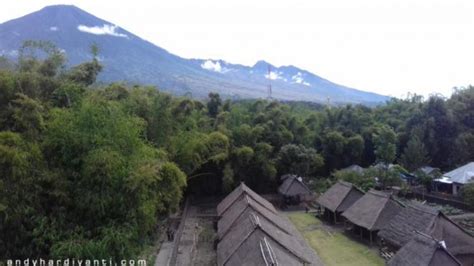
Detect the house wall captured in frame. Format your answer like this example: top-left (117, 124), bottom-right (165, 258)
top-left (452, 183), bottom-right (463, 196)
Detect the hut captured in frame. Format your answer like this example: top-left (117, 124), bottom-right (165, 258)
top-left (278, 175), bottom-right (314, 204)
top-left (217, 194), bottom-right (291, 240)
top-left (388, 233), bottom-right (461, 266)
top-left (217, 211), bottom-right (324, 266)
top-left (342, 189), bottom-right (404, 244)
top-left (316, 181), bottom-right (365, 223)
top-left (217, 182), bottom-right (276, 216)
top-left (379, 202), bottom-right (474, 265)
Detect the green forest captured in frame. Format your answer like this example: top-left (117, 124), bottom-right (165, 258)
top-left (1, 42), bottom-right (473, 259)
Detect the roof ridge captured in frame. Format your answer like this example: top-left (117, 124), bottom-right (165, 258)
top-left (247, 201), bottom-right (292, 235)
top-left (250, 212), bottom-right (261, 227)
top-left (368, 189), bottom-right (391, 198)
top-left (408, 202), bottom-right (439, 215)
top-left (339, 181), bottom-right (366, 194)
top-left (219, 199), bottom-right (291, 240)
top-left (335, 184), bottom-right (355, 211)
top-left (338, 180), bottom-right (352, 187)
top-left (285, 177), bottom-right (297, 193)
top-left (414, 231), bottom-right (463, 266)
top-left (369, 196), bottom-right (391, 229)
top-left (222, 221), bottom-right (260, 265)
top-left (438, 212), bottom-right (474, 237)
top-left (255, 225), bottom-right (310, 264)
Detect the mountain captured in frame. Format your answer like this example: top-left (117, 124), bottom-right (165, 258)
top-left (0, 5), bottom-right (389, 104)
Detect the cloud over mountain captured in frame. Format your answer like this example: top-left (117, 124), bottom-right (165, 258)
top-left (77, 24), bottom-right (128, 38)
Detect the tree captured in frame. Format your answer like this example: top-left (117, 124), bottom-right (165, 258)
top-left (11, 93), bottom-right (46, 139)
top-left (207, 92), bottom-right (222, 118)
top-left (333, 170), bottom-right (375, 191)
top-left (278, 144), bottom-right (324, 177)
top-left (0, 131), bottom-right (44, 257)
top-left (18, 40), bottom-right (65, 77)
top-left (373, 125), bottom-right (397, 164)
top-left (462, 184), bottom-right (474, 208)
top-left (345, 134), bottom-right (365, 165)
top-left (41, 96), bottom-right (186, 258)
top-left (66, 59), bottom-right (102, 86)
top-left (222, 163), bottom-right (234, 193)
top-left (400, 135), bottom-right (430, 171)
top-left (322, 131), bottom-right (346, 171)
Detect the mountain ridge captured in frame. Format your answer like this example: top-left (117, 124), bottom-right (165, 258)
top-left (0, 5), bottom-right (389, 104)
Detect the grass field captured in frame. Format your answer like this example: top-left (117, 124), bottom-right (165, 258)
top-left (287, 212), bottom-right (384, 266)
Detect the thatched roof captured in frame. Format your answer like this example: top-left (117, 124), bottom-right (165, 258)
top-left (217, 182), bottom-right (276, 216)
top-left (281, 174), bottom-right (296, 181)
top-left (342, 189), bottom-right (404, 231)
top-left (317, 181), bottom-right (365, 212)
top-left (388, 233), bottom-right (461, 266)
top-left (379, 202), bottom-right (474, 255)
top-left (278, 176), bottom-right (313, 197)
top-left (217, 194), bottom-right (292, 240)
top-left (379, 202), bottom-right (438, 247)
top-left (217, 211), bottom-right (324, 266)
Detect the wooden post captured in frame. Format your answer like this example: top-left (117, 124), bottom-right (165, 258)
top-left (370, 231), bottom-right (373, 246)
top-left (359, 227), bottom-right (363, 238)
top-left (333, 212), bottom-right (337, 224)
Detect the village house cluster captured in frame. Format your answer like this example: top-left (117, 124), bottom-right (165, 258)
top-left (317, 179), bottom-right (474, 265)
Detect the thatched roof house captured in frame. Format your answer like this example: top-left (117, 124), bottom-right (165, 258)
top-left (317, 181), bottom-right (364, 213)
top-left (317, 181), bottom-right (365, 223)
top-left (217, 194), bottom-right (291, 240)
top-left (342, 189), bottom-right (404, 232)
top-left (379, 202), bottom-right (474, 265)
top-left (217, 211), bottom-right (324, 266)
top-left (217, 182), bottom-right (276, 216)
top-left (278, 175), bottom-right (314, 201)
top-left (216, 180), bottom-right (324, 266)
top-left (388, 233), bottom-right (461, 266)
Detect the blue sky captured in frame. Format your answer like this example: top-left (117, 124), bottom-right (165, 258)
top-left (1, 0), bottom-right (473, 97)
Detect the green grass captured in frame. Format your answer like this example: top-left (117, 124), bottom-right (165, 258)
top-left (288, 213), bottom-right (384, 266)
top-left (288, 212), bottom-right (322, 229)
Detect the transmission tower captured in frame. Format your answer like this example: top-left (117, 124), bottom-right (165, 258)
top-left (267, 64), bottom-right (273, 99)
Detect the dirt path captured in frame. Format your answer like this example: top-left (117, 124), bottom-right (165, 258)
top-left (173, 200), bottom-right (217, 266)
top-left (155, 241), bottom-right (173, 266)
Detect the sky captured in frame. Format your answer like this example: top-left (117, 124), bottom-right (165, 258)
top-left (1, 0), bottom-right (473, 98)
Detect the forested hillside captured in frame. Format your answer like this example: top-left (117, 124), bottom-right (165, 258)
top-left (1, 42), bottom-right (473, 259)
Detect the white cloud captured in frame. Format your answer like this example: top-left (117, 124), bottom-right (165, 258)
top-left (0, 49), bottom-right (18, 57)
top-left (292, 72), bottom-right (310, 86)
top-left (49, 26), bottom-right (58, 31)
top-left (265, 71), bottom-right (284, 80)
top-left (200, 60), bottom-right (230, 73)
top-left (77, 24), bottom-right (128, 38)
